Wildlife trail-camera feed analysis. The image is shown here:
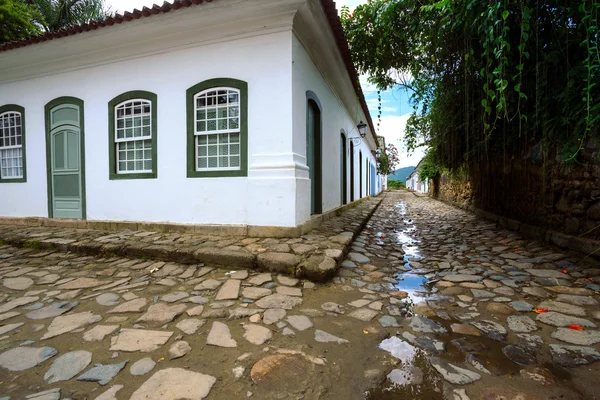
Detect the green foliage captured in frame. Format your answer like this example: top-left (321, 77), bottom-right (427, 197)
top-left (341, 0), bottom-right (600, 173)
top-left (388, 179), bottom-right (405, 189)
top-left (0, 0), bottom-right (42, 43)
top-left (32, 0), bottom-right (112, 32)
top-left (417, 149), bottom-right (441, 181)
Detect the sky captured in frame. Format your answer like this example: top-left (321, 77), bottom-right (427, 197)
top-left (105, 0), bottom-right (424, 169)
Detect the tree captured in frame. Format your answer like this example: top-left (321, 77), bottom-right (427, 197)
top-left (0, 0), bottom-right (42, 43)
top-left (32, 0), bottom-right (112, 32)
top-left (342, 0), bottom-right (600, 212)
top-left (377, 144), bottom-right (400, 176)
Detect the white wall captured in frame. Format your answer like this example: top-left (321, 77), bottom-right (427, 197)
top-left (0, 32), bottom-right (298, 226)
top-left (291, 35), bottom-right (379, 224)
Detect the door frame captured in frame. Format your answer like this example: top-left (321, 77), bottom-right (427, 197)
top-left (349, 141), bottom-right (354, 202)
top-left (44, 96), bottom-right (87, 219)
top-left (359, 151), bottom-right (363, 198)
top-left (340, 130), bottom-right (347, 205)
top-left (306, 91), bottom-right (322, 215)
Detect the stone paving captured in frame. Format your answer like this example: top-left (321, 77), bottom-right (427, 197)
top-left (1, 191), bottom-right (600, 399)
top-left (0, 197), bottom-right (380, 282)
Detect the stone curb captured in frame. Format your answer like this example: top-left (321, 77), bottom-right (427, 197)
top-left (0, 197), bottom-right (383, 282)
top-left (421, 191), bottom-right (600, 260)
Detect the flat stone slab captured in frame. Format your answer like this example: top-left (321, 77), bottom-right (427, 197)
top-left (549, 344), bottom-right (600, 367)
top-left (0, 296), bottom-right (39, 313)
top-left (507, 316), bottom-right (538, 333)
top-left (41, 311), bottom-right (102, 340)
top-left (243, 323), bottom-right (273, 345)
top-left (130, 357), bottom-right (156, 376)
top-left (429, 357), bottom-right (481, 385)
top-left (3, 276), bottom-right (34, 290)
top-left (57, 277), bottom-right (105, 289)
top-left (0, 322), bottom-right (23, 335)
top-left (215, 279), bottom-right (241, 301)
top-left (537, 301), bottom-right (586, 317)
top-left (286, 315), bottom-right (314, 331)
top-left (194, 279), bottom-right (223, 290)
top-left (402, 332), bottom-right (445, 353)
top-left (24, 388), bottom-right (61, 400)
top-left (96, 293), bottom-right (120, 306)
top-left (0, 346), bottom-right (57, 371)
top-left (348, 252), bottom-right (370, 263)
top-left (44, 350), bottom-right (92, 383)
top-left (94, 385), bottom-right (124, 400)
top-left (551, 328), bottom-right (600, 345)
top-left (526, 269), bottom-right (570, 279)
top-left (348, 308), bottom-right (379, 321)
top-left (161, 292), bottom-right (189, 303)
top-left (176, 318), bottom-right (205, 335)
top-left (107, 298), bottom-right (147, 313)
top-left (556, 294), bottom-right (599, 306)
top-left (314, 329), bottom-right (349, 344)
top-left (248, 273), bottom-right (272, 286)
top-left (242, 287), bottom-right (272, 299)
top-left (255, 294), bottom-right (302, 310)
top-left (168, 340), bottom-right (191, 359)
top-left (207, 321), bottom-right (237, 348)
top-left (536, 312), bottom-right (596, 328)
top-left (110, 329), bottom-right (173, 352)
top-left (26, 301), bottom-right (78, 320)
top-left (409, 316), bottom-right (448, 334)
top-left (450, 323), bottom-right (481, 336)
top-left (77, 360), bottom-right (128, 385)
top-left (470, 320), bottom-right (507, 342)
top-left (83, 325), bottom-right (120, 342)
top-left (263, 309), bottom-right (286, 325)
top-left (470, 289), bottom-right (496, 298)
top-left (130, 368), bottom-right (217, 400)
top-left (442, 274), bottom-right (481, 283)
top-left (136, 303), bottom-right (186, 325)
top-left (502, 344), bottom-right (536, 366)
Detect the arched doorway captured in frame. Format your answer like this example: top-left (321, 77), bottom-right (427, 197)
top-left (306, 92), bottom-right (322, 215)
top-left (340, 131), bottom-right (347, 205)
top-left (349, 141), bottom-right (355, 202)
top-left (359, 151), bottom-right (363, 198)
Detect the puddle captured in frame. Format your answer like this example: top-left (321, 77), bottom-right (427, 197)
top-left (393, 201), bottom-right (432, 303)
top-left (367, 336), bottom-right (443, 399)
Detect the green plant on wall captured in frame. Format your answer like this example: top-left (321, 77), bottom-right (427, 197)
top-left (341, 0), bottom-right (600, 174)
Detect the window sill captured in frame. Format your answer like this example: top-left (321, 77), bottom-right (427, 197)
top-left (109, 172), bottom-right (157, 180)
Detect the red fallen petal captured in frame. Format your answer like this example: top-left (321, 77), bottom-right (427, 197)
top-left (588, 277), bottom-right (595, 281)
top-left (569, 324), bottom-right (584, 331)
top-left (561, 269), bottom-right (569, 274)
top-left (514, 248), bottom-right (521, 251)
top-left (534, 308), bottom-right (549, 314)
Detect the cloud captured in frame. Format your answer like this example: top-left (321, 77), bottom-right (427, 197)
top-left (376, 113), bottom-right (426, 168)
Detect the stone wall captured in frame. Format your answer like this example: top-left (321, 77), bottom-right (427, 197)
top-left (430, 138), bottom-right (600, 241)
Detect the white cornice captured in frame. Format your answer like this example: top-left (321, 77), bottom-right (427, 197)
top-left (0, 0), bottom-right (304, 84)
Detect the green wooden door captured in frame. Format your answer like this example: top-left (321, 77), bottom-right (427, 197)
top-left (49, 104), bottom-right (83, 219)
top-left (307, 103), bottom-right (315, 215)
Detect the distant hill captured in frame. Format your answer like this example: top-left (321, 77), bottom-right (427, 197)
top-left (388, 166), bottom-right (415, 182)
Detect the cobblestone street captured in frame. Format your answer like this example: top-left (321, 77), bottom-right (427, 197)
top-left (1, 191), bottom-right (600, 399)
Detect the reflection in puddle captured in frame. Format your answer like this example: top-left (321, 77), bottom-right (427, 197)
top-left (393, 201), bottom-right (431, 303)
top-left (368, 336), bottom-right (443, 399)
top-left (379, 336), bottom-right (417, 361)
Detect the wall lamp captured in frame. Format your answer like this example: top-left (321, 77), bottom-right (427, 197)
top-left (348, 121), bottom-right (368, 147)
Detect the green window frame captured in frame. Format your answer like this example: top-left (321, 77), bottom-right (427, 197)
top-left (186, 78), bottom-right (248, 178)
top-left (108, 90), bottom-right (158, 180)
top-left (0, 104), bottom-right (27, 183)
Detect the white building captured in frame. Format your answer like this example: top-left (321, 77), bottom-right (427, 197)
top-left (0, 0), bottom-right (383, 236)
top-left (406, 164), bottom-right (429, 194)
